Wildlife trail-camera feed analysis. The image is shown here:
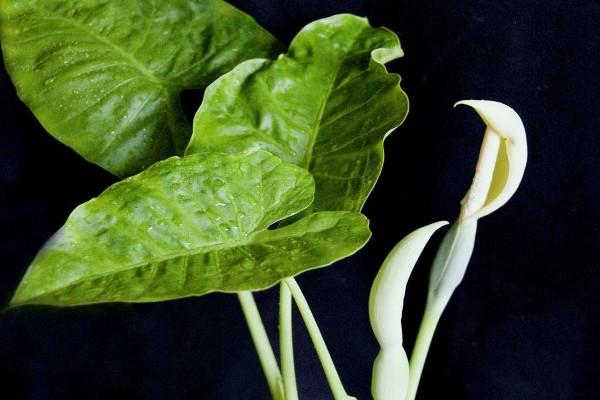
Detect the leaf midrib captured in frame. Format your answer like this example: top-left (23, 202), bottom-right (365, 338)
top-left (300, 62), bottom-right (341, 169)
top-left (298, 29), bottom-right (374, 170)
top-left (30, 5), bottom-right (182, 89)
top-left (31, 218), bottom-right (327, 299)
top-left (23, 6), bottom-right (190, 163)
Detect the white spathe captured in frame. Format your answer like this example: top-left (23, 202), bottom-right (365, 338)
top-left (369, 100), bottom-right (527, 400)
top-left (455, 100), bottom-right (527, 221)
top-left (369, 221), bottom-right (448, 400)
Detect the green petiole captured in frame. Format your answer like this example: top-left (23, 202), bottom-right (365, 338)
top-left (238, 291), bottom-right (284, 400)
top-left (280, 282), bottom-right (299, 400)
top-left (284, 277), bottom-right (356, 400)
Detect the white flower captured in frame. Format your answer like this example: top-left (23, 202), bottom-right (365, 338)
top-left (455, 100), bottom-right (527, 221)
top-left (369, 221), bottom-right (448, 400)
top-left (369, 100), bottom-right (527, 400)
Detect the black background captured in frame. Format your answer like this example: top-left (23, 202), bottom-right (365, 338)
top-left (1, 1), bottom-right (599, 399)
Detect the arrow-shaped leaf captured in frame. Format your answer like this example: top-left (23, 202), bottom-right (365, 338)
top-left (0, 0), bottom-right (284, 177)
top-left (187, 14), bottom-right (408, 213)
top-left (12, 150), bottom-right (371, 306)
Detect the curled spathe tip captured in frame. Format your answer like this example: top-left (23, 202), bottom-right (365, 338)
top-left (455, 100), bottom-right (527, 221)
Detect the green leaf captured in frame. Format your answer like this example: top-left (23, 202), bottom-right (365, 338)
top-left (0, 0), bottom-right (284, 177)
top-left (186, 14), bottom-right (408, 213)
top-left (12, 150), bottom-right (371, 306)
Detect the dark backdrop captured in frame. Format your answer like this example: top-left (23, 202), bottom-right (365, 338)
top-left (1, 1), bottom-right (599, 399)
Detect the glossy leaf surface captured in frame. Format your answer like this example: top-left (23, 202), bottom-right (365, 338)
top-left (187, 14), bottom-right (409, 213)
top-left (12, 150), bottom-right (370, 306)
top-left (0, 0), bottom-right (284, 177)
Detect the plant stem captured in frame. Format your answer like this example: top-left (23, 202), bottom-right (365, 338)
top-left (284, 277), bottom-right (353, 400)
top-left (237, 291), bottom-right (284, 400)
top-left (280, 282), bottom-right (299, 400)
top-left (405, 299), bottom-right (444, 400)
